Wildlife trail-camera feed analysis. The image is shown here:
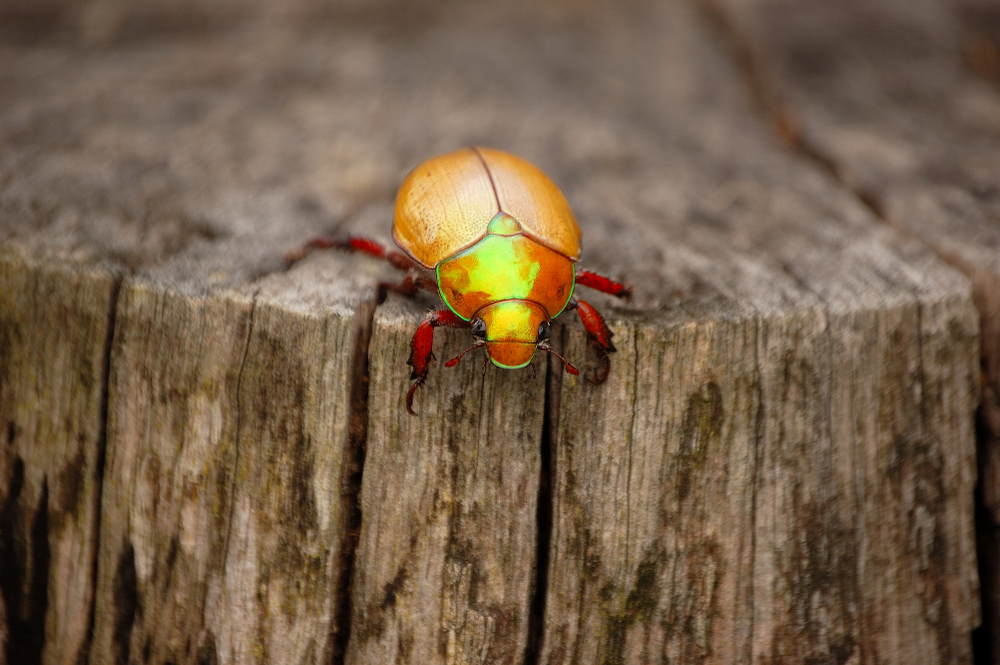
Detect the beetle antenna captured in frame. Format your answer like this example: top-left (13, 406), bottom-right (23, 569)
top-left (445, 341), bottom-right (486, 368)
top-left (539, 344), bottom-right (580, 376)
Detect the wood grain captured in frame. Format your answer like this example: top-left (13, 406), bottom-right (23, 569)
top-left (345, 295), bottom-right (546, 665)
top-left (89, 282), bottom-right (254, 665)
top-left (708, 0), bottom-right (994, 658)
top-left (0, 246), bottom-right (118, 665)
top-left (88, 263), bottom-right (379, 665)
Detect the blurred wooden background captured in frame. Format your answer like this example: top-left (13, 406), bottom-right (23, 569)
top-left (1, 0), bottom-right (998, 663)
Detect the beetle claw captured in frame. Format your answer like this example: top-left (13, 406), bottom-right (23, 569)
top-left (445, 341), bottom-right (485, 368)
top-left (406, 376), bottom-right (426, 416)
top-left (539, 343), bottom-right (579, 376)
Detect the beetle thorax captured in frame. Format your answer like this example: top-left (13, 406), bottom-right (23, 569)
top-left (435, 222), bottom-right (576, 324)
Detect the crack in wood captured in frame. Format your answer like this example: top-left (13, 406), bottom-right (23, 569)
top-left (692, 0), bottom-right (802, 148)
top-left (692, 0), bottom-right (887, 222)
top-left (220, 291), bottom-right (258, 585)
top-left (81, 272), bottom-right (123, 665)
top-left (748, 315), bottom-right (762, 664)
top-left (523, 325), bottom-right (563, 665)
top-left (625, 326), bottom-right (639, 571)
top-left (329, 298), bottom-right (377, 665)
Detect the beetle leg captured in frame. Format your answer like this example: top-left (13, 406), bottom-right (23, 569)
top-left (576, 269), bottom-right (633, 300)
top-left (406, 309), bottom-right (470, 415)
top-left (378, 273), bottom-right (438, 303)
top-left (568, 298), bottom-right (616, 384)
top-left (288, 235), bottom-right (437, 301)
top-left (287, 236), bottom-right (417, 271)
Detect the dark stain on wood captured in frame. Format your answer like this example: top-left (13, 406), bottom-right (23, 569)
top-left (678, 381), bottom-right (724, 500)
top-left (197, 635), bottom-right (218, 665)
top-left (487, 603), bottom-right (522, 665)
top-left (599, 547), bottom-right (662, 665)
top-left (381, 565), bottom-right (409, 610)
top-left (76, 353), bottom-right (96, 395)
top-left (0, 464), bottom-right (49, 665)
top-left (802, 635), bottom-right (856, 665)
top-left (665, 541), bottom-right (723, 664)
top-left (590, 539), bottom-right (723, 665)
top-left (159, 536), bottom-right (180, 593)
top-left (780, 494), bottom-right (860, 664)
top-left (56, 447), bottom-right (87, 529)
top-left (397, 631), bottom-right (414, 660)
top-left (445, 503), bottom-right (475, 566)
top-left (889, 433), bottom-right (952, 658)
top-left (112, 540), bottom-right (139, 665)
top-left (352, 558), bottom-right (411, 645)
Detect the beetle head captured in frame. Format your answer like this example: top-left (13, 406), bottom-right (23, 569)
top-left (475, 300), bottom-right (549, 369)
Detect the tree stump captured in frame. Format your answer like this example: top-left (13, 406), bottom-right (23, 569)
top-left (0, 0), bottom-right (985, 664)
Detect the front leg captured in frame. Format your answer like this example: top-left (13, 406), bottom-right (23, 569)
top-left (568, 298), bottom-right (617, 384)
top-left (286, 235), bottom-right (436, 301)
top-left (407, 309), bottom-right (470, 415)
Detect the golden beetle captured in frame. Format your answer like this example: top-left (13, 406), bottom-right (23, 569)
top-left (294, 147), bottom-right (631, 414)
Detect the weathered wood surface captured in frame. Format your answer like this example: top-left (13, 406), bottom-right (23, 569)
top-left (0, 249), bottom-right (117, 665)
top-left (0, 0), bottom-right (984, 664)
top-left (90, 271), bottom-right (375, 665)
top-left (349, 295), bottom-right (546, 664)
top-left (705, 0), bottom-right (998, 659)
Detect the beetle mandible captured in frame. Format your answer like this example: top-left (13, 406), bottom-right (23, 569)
top-left (291, 146), bottom-right (631, 414)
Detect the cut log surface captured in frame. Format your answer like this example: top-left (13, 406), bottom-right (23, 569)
top-left (0, 1), bottom-right (984, 664)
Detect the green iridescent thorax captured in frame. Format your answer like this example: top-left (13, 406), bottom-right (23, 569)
top-left (436, 213), bottom-right (576, 322)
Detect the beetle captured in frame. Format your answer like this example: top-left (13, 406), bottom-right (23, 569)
top-left (291, 146), bottom-right (631, 414)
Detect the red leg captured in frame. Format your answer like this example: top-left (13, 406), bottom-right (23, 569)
top-left (407, 309), bottom-right (470, 415)
top-left (288, 235), bottom-right (420, 272)
top-left (576, 269), bottom-right (632, 300)
top-left (287, 235), bottom-right (436, 299)
top-left (309, 237), bottom-right (421, 273)
top-left (378, 272), bottom-right (438, 301)
top-left (571, 299), bottom-right (617, 384)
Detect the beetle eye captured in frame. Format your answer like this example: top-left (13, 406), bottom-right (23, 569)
top-left (537, 320), bottom-right (551, 342)
top-left (471, 318), bottom-right (486, 339)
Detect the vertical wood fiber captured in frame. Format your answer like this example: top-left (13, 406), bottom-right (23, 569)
top-left (542, 308), bottom-right (758, 665)
top-left (0, 249), bottom-right (118, 665)
top-left (90, 282), bottom-right (368, 665)
top-left (347, 297), bottom-right (546, 665)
